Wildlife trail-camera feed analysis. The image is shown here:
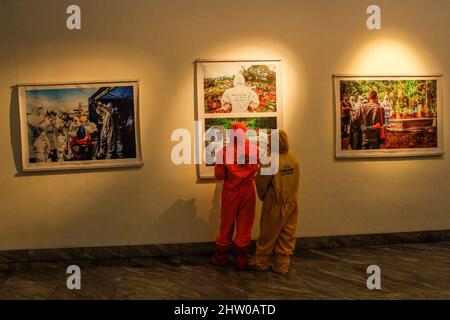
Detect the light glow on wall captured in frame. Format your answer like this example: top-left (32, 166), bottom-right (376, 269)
top-left (344, 34), bottom-right (439, 75)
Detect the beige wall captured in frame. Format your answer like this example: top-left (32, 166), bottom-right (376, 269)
top-left (0, 0), bottom-right (449, 251)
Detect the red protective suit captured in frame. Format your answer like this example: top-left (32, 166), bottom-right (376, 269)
top-left (213, 122), bottom-right (259, 269)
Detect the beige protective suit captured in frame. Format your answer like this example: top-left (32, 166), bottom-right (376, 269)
top-left (251, 130), bottom-right (300, 274)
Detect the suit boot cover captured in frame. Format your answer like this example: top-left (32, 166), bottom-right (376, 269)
top-left (234, 245), bottom-right (251, 270)
top-left (272, 254), bottom-right (291, 274)
top-left (212, 245), bottom-right (231, 266)
top-left (248, 254), bottom-right (270, 272)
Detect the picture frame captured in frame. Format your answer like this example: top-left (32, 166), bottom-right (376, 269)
top-left (195, 59), bottom-right (283, 178)
top-left (18, 80), bottom-right (143, 172)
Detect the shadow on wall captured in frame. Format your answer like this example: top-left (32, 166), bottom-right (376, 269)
top-left (147, 182), bottom-right (222, 243)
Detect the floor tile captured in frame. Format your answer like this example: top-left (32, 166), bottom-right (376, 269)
top-left (0, 242), bottom-right (449, 300)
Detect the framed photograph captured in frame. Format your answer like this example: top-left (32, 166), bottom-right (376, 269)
top-left (196, 60), bottom-right (283, 178)
top-left (19, 80), bottom-right (143, 172)
top-left (334, 75), bottom-right (444, 158)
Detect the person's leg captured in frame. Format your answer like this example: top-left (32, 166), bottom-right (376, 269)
top-left (212, 187), bottom-right (239, 266)
top-left (250, 200), bottom-right (283, 271)
top-left (273, 202), bottom-right (298, 274)
top-left (362, 140), bottom-right (368, 150)
top-left (234, 182), bottom-right (256, 270)
top-left (115, 128), bottom-right (124, 158)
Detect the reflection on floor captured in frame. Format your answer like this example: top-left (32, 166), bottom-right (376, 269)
top-left (0, 241), bottom-right (449, 300)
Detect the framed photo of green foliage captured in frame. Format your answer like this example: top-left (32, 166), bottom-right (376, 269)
top-left (334, 75), bottom-right (444, 159)
top-left (196, 60), bottom-right (283, 178)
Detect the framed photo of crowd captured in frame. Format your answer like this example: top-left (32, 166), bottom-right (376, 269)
top-left (334, 75), bottom-right (444, 159)
top-left (18, 80), bottom-right (143, 172)
top-left (195, 59), bottom-right (283, 179)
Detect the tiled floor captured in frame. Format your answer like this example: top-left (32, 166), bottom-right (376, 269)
top-left (0, 241), bottom-right (449, 300)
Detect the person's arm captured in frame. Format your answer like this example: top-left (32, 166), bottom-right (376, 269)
top-left (255, 168), bottom-right (273, 201)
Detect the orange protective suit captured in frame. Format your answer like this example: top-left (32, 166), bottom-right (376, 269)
top-left (212, 122), bottom-right (259, 269)
top-left (251, 130), bottom-right (300, 274)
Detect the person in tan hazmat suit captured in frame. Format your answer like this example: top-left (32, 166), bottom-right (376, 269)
top-left (249, 130), bottom-right (300, 274)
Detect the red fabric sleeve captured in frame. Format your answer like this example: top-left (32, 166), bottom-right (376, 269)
top-left (214, 164), bottom-right (227, 180)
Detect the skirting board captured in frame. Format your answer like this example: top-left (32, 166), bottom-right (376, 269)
top-left (1, 230), bottom-right (449, 264)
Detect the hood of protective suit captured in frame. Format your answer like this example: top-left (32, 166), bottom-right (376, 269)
top-left (233, 73), bottom-right (245, 87)
top-left (272, 130), bottom-right (289, 154)
top-left (232, 122), bottom-right (248, 132)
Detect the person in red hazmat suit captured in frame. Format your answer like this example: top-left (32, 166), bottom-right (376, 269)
top-left (212, 122), bottom-right (259, 270)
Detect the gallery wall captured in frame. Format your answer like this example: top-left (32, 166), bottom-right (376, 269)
top-left (0, 0), bottom-right (449, 251)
